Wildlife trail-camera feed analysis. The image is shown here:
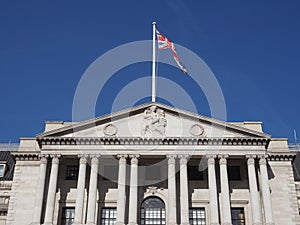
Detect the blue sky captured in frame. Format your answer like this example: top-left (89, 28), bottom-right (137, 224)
top-left (0, 1), bottom-right (300, 143)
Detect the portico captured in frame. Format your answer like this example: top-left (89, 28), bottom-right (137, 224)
top-left (7, 103), bottom-right (297, 225)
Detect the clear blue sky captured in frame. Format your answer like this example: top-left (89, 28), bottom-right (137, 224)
top-left (0, 1), bottom-right (299, 143)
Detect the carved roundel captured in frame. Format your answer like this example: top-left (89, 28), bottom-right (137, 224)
top-left (190, 124), bottom-right (205, 137)
top-left (103, 124), bottom-right (118, 136)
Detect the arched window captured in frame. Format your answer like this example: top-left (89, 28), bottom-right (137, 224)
top-left (140, 197), bottom-right (166, 225)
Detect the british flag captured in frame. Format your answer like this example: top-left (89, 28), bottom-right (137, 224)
top-left (156, 28), bottom-right (188, 75)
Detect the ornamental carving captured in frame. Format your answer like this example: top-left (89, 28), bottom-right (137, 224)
top-left (142, 106), bottom-right (167, 137)
top-left (146, 186), bottom-right (164, 195)
top-left (103, 124), bottom-right (118, 136)
top-left (190, 124), bottom-right (205, 137)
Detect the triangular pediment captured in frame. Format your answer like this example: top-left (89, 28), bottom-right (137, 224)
top-left (36, 103), bottom-right (270, 140)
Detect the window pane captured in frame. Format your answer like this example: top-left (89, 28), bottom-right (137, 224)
top-left (100, 208), bottom-right (117, 225)
top-left (66, 165), bottom-right (79, 180)
top-left (231, 208), bottom-right (245, 225)
top-left (189, 208), bottom-right (206, 225)
top-left (140, 197), bottom-right (165, 225)
top-left (61, 207), bottom-right (75, 225)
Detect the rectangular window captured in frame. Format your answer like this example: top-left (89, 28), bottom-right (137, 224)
top-left (100, 208), bottom-right (117, 225)
top-left (103, 165), bottom-right (118, 181)
top-left (0, 164), bottom-right (6, 178)
top-left (145, 165), bottom-right (161, 180)
top-left (61, 207), bottom-right (75, 225)
top-left (66, 165), bottom-right (78, 180)
top-left (188, 165), bottom-right (204, 180)
top-left (231, 208), bottom-right (245, 225)
top-left (228, 166), bottom-right (241, 181)
top-left (189, 208), bottom-right (206, 225)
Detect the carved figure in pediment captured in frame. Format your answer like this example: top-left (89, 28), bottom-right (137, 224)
top-left (142, 106), bottom-right (167, 136)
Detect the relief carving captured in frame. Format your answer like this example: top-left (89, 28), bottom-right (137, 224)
top-left (142, 106), bottom-right (167, 137)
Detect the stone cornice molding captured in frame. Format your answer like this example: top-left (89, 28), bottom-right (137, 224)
top-left (268, 153), bottom-right (295, 161)
top-left (13, 153), bottom-right (39, 161)
top-left (38, 137), bottom-right (269, 147)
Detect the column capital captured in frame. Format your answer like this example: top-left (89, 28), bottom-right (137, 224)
top-left (258, 155), bottom-right (268, 165)
top-left (218, 154), bottom-right (229, 165)
top-left (78, 154), bottom-right (88, 164)
top-left (179, 154), bottom-right (189, 165)
top-left (246, 154), bottom-right (257, 165)
top-left (90, 154), bottom-right (100, 164)
top-left (50, 154), bottom-right (61, 164)
top-left (117, 154), bottom-right (128, 164)
top-left (39, 154), bottom-right (48, 164)
top-left (167, 154), bottom-right (177, 164)
top-left (129, 154), bottom-right (140, 165)
top-left (206, 154), bottom-right (217, 165)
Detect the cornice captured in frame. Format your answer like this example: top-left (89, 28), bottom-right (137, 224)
top-left (12, 152), bottom-right (40, 161)
top-left (37, 137), bottom-right (270, 147)
top-left (268, 153), bottom-right (295, 161)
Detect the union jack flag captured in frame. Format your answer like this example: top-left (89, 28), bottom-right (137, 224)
top-left (156, 28), bottom-right (188, 75)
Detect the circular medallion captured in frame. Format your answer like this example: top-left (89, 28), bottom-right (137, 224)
top-left (190, 124), bottom-right (205, 137)
top-left (103, 124), bottom-right (118, 136)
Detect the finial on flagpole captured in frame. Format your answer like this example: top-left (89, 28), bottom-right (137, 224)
top-left (152, 21), bottom-right (156, 25)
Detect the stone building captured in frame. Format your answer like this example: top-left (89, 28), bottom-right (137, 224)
top-left (4, 102), bottom-right (300, 225)
top-left (0, 144), bottom-right (16, 225)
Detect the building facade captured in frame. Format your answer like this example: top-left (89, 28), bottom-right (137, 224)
top-left (5, 103), bottom-right (300, 225)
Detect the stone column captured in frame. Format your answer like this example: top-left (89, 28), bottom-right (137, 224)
top-left (32, 155), bottom-right (48, 225)
top-left (207, 155), bottom-right (220, 225)
top-left (86, 155), bottom-right (100, 225)
top-left (219, 155), bottom-right (232, 225)
top-left (179, 154), bottom-right (189, 225)
top-left (43, 155), bottom-right (60, 225)
top-left (167, 154), bottom-right (177, 225)
top-left (259, 155), bottom-right (274, 225)
top-left (128, 155), bottom-right (139, 225)
top-left (116, 154), bottom-right (127, 225)
top-left (247, 155), bottom-right (262, 225)
top-left (74, 155), bottom-right (88, 225)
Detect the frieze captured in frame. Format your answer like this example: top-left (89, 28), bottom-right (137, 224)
top-left (38, 137), bottom-right (269, 147)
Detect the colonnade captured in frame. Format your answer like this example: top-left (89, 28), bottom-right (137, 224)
top-left (31, 154), bottom-right (274, 225)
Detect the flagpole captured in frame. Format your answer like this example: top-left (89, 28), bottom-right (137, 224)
top-left (151, 21), bottom-right (156, 102)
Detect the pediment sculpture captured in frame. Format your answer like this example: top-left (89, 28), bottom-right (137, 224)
top-left (141, 106), bottom-right (167, 137)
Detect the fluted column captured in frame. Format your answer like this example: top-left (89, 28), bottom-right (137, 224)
top-left (207, 155), bottom-right (220, 225)
top-left (167, 154), bottom-right (177, 225)
top-left (128, 155), bottom-right (139, 225)
top-left (86, 155), bottom-right (100, 225)
top-left (259, 155), bottom-right (274, 225)
top-left (32, 155), bottom-right (48, 225)
top-left (247, 155), bottom-right (262, 225)
top-left (179, 154), bottom-right (189, 225)
top-left (74, 155), bottom-right (88, 225)
top-left (116, 154), bottom-right (128, 225)
top-left (219, 155), bottom-right (232, 225)
top-left (43, 155), bottom-right (60, 225)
